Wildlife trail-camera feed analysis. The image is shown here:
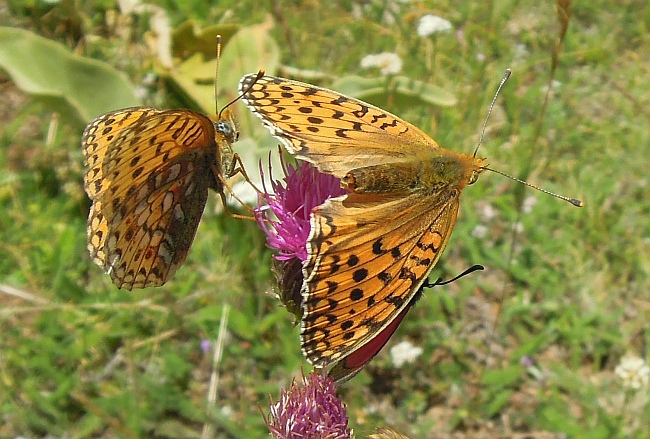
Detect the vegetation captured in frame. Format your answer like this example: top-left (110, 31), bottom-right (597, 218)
top-left (0, 0), bottom-right (648, 437)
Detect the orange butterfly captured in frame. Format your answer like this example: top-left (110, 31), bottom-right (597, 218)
top-left (239, 74), bottom-right (490, 382)
top-left (82, 37), bottom-right (262, 290)
top-left (82, 106), bottom-right (241, 289)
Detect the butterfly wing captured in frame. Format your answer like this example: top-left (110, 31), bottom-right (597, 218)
top-left (239, 74), bottom-right (441, 178)
top-left (83, 108), bottom-right (159, 269)
top-left (301, 189), bottom-right (460, 367)
top-left (82, 108), bottom-right (220, 289)
top-left (328, 301), bottom-right (414, 384)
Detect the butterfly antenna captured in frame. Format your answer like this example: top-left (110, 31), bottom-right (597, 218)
top-left (215, 35), bottom-right (223, 114)
top-left (483, 167), bottom-right (583, 206)
top-left (474, 69), bottom-right (511, 158)
top-left (475, 69), bottom-right (583, 207)
top-left (218, 69), bottom-right (265, 119)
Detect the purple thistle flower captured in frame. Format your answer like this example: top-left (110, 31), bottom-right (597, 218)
top-left (255, 154), bottom-right (345, 262)
top-left (265, 371), bottom-right (353, 439)
top-left (256, 153), bottom-right (346, 319)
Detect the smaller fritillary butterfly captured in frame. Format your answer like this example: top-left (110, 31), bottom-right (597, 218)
top-left (82, 37), bottom-right (262, 290)
top-left (82, 107), bottom-right (235, 290)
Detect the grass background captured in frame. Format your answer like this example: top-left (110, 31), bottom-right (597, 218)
top-left (1, 0), bottom-right (648, 438)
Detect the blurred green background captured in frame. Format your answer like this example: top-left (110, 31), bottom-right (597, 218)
top-left (0, 0), bottom-right (648, 438)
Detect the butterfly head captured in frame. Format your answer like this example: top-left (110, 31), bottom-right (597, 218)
top-left (466, 155), bottom-right (487, 186)
top-left (214, 108), bottom-right (239, 144)
top-left (469, 160), bottom-right (487, 185)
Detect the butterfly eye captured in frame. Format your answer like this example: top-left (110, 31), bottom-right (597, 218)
top-left (216, 121), bottom-right (236, 143)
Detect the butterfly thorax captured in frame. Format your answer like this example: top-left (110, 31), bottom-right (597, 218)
top-left (213, 109), bottom-right (238, 180)
top-left (342, 151), bottom-right (486, 196)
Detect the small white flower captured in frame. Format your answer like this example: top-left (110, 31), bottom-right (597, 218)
top-left (390, 340), bottom-right (423, 367)
top-left (479, 203), bottom-right (497, 222)
top-left (360, 52), bottom-right (403, 75)
top-left (471, 224), bottom-right (488, 238)
top-left (522, 195), bottom-right (538, 213)
top-left (134, 86), bottom-right (148, 101)
top-left (417, 14), bottom-right (452, 37)
top-left (615, 355), bottom-right (650, 390)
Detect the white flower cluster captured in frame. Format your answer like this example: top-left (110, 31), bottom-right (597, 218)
top-left (390, 340), bottom-right (423, 367)
top-left (615, 355), bottom-right (650, 390)
top-left (417, 14), bottom-right (453, 37)
top-left (360, 52), bottom-right (403, 75)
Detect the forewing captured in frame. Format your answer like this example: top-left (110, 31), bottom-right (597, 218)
top-left (300, 191), bottom-right (460, 366)
top-left (239, 74), bottom-right (440, 178)
top-left (83, 107), bottom-right (161, 200)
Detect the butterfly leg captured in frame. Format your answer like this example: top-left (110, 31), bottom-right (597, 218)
top-left (228, 153), bottom-right (263, 195)
top-left (212, 161), bottom-right (256, 219)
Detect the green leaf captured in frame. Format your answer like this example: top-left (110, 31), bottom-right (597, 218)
top-left (484, 388), bottom-right (513, 417)
top-left (164, 20), bottom-right (281, 116)
top-left (172, 20), bottom-right (240, 60)
top-left (218, 17), bottom-right (281, 83)
top-left (481, 364), bottom-right (522, 386)
top-left (331, 75), bottom-right (457, 108)
top-left (0, 27), bottom-right (140, 128)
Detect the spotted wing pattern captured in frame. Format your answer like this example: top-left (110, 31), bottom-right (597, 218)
top-left (238, 74), bottom-right (441, 178)
top-left (301, 191), bottom-right (459, 366)
top-left (82, 108), bottom-right (232, 289)
top-left (328, 299), bottom-right (414, 384)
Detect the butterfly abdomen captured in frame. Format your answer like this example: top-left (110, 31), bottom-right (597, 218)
top-left (342, 152), bottom-right (481, 195)
top-left (342, 162), bottom-right (419, 194)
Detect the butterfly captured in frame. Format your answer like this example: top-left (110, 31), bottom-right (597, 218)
top-left (82, 105), bottom-right (242, 290)
top-left (238, 74), bottom-right (487, 383)
top-left (81, 35), bottom-right (263, 290)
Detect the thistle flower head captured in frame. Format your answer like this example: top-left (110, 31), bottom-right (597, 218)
top-left (255, 155), bottom-right (345, 262)
top-left (271, 256), bottom-right (305, 321)
top-left (265, 371), bottom-right (353, 439)
top-left (256, 153), bottom-right (345, 317)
